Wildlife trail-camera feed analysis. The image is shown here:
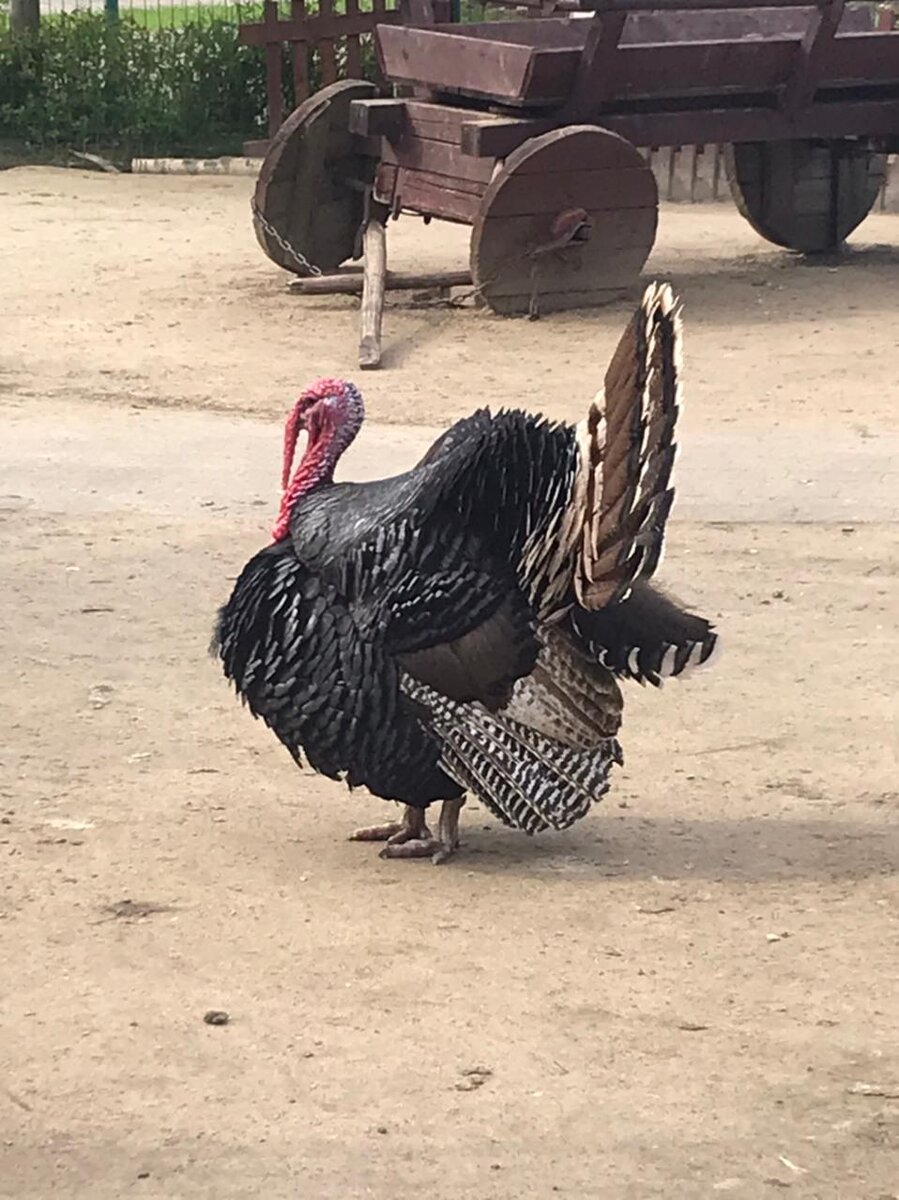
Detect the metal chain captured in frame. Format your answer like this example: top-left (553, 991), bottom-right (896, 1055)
top-left (251, 201), bottom-right (323, 277)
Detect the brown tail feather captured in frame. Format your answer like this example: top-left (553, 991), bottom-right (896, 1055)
top-left (577, 281), bottom-right (683, 610)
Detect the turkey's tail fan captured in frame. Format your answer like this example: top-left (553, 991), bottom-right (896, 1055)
top-left (569, 281), bottom-right (682, 613)
top-left (571, 579), bottom-right (718, 688)
top-left (401, 675), bottom-right (621, 835)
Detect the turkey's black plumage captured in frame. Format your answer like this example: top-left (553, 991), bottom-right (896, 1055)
top-left (212, 281), bottom-right (718, 848)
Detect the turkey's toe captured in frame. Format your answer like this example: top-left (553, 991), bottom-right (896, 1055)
top-left (348, 821), bottom-right (405, 842)
top-left (379, 836), bottom-right (441, 860)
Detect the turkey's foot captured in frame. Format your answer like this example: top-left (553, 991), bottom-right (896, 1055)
top-left (348, 819), bottom-right (406, 843)
top-left (350, 804), bottom-right (429, 850)
top-left (383, 798), bottom-right (465, 864)
top-left (352, 801), bottom-right (464, 863)
top-left (377, 805), bottom-right (438, 860)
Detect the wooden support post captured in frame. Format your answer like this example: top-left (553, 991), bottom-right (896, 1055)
top-left (359, 220), bottom-right (387, 370)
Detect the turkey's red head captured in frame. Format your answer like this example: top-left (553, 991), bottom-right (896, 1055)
top-left (272, 378), bottom-right (365, 541)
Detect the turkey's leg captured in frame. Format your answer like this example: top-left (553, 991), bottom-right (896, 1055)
top-left (350, 800), bottom-right (464, 863)
top-left (432, 798), bottom-right (465, 865)
top-left (382, 797), bottom-right (465, 864)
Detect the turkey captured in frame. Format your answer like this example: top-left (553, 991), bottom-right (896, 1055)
top-left (212, 281), bottom-right (717, 863)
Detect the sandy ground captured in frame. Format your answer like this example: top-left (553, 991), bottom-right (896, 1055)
top-left (1, 167), bottom-right (898, 1200)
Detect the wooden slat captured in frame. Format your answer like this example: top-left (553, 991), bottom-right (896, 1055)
top-left (459, 97), bottom-right (899, 156)
top-left (345, 0), bottom-right (363, 79)
top-left (394, 171), bottom-right (483, 223)
top-left (381, 137), bottom-right (495, 184)
top-left (318, 0), bottom-right (338, 86)
top-left (535, 34), bottom-right (899, 105)
top-left (290, 0), bottom-right (309, 103)
top-left (350, 98), bottom-right (509, 146)
top-left (290, 268), bottom-right (471, 294)
top-left (383, 164), bottom-right (487, 196)
top-left (377, 26), bottom-right (534, 101)
top-left (378, 24), bottom-right (899, 107)
top-left (265, 39), bottom-right (284, 136)
top-left (349, 98), bottom-right (407, 138)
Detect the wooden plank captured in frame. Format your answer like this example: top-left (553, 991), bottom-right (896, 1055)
top-left (379, 163), bottom-right (486, 196)
top-left (290, 0), bottom-right (309, 103)
top-left (402, 102), bottom-right (495, 145)
top-left (265, 41), bottom-right (284, 137)
top-left (291, 268), bottom-right (471, 294)
top-left (459, 97), bottom-right (899, 156)
top-left (345, 0), bottom-right (362, 78)
top-left (379, 25), bottom-right (899, 108)
top-left (350, 98), bottom-right (509, 147)
top-left (318, 0), bottom-right (338, 86)
top-left (381, 137), bottom-right (495, 184)
top-left (482, 167), bottom-right (657, 216)
top-left (394, 171), bottom-right (483, 223)
top-left (377, 25), bottom-right (535, 102)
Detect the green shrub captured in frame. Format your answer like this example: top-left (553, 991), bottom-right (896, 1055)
top-left (0, 9), bottom-right (377, 158)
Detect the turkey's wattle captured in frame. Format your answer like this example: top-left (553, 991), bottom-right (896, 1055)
top-left (212, 282), bottom-right (718, 863)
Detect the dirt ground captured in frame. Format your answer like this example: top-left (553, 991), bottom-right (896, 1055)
top-left (1, 167), bottom-right (898, 1200)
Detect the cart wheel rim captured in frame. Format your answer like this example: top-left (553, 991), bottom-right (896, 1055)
top-left (253, 79), bottom-right (378, 276)
top-left (470, 125), bottom-right (658, 317)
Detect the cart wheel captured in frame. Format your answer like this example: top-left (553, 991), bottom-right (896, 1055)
top-left (470, 126), bottom-right (658, 316)
top-left (253, 79), bottom-right (377, 276)
top-left (726, 139), bottom-right (887, 254)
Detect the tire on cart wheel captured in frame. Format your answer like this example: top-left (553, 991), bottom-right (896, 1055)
top-left (725, 139), bottom-right (887, 254)
top-left (470, 125), bottom-right (658, 317)
top-left (253, 79), bottom-right (378, 276)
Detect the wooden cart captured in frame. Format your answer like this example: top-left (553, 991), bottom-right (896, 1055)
top-left (252, 0), bottom-right (899, 367)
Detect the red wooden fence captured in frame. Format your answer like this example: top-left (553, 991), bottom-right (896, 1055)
top-left (238, 0), bottom-right (553, 141)
top-left (239, 0), bottom-right (408, 137)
